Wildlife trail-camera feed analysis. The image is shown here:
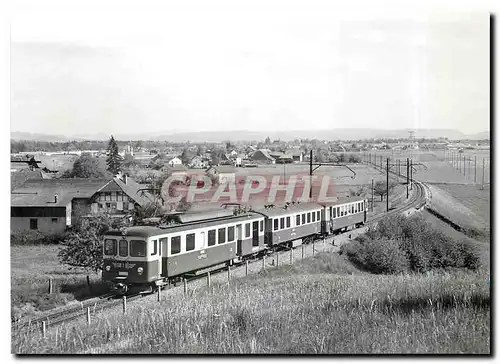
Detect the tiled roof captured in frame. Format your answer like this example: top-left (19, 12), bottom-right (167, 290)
top-left (112, 177), bottom-right (155, 208)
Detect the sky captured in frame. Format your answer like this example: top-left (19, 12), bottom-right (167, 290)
top-left (9, 0), bottom-right (491, 136)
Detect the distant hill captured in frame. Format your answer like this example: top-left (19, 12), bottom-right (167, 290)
top-left (11, 128), bottom-right (490, 142)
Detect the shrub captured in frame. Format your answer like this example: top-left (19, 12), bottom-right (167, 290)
top-left (344, 215), bottom-right (482, 274)
top-left (11, 230), bottom-right (70, 246)
top-left (340, 238), bottom-right (408, 274)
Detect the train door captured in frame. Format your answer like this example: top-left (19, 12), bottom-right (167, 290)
top-left (151, 239), bottom-right (162, 280)
top-left (252, 221), bottom-right (259, 247)
top-left (236, 224), bottom-right (242, 255)
top-left (197, 231), bottom-right (206, 250)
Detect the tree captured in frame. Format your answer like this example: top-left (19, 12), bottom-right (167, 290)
top-left (374, 181), bottom-right (397, 201)
top-left (180, 148), bottom-right (195, 165)
top-left (265, 136), bottom-right (271, 145)
top-left (106, 135), bottom-right (123, 175)
top-left (58, 214), bottom-right (130, 272)
top-left (63, 153), bottom-right (109, 178)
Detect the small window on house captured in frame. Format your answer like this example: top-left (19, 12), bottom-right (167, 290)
top-left (286, 216), bottom-right (291, 228)
top-left (208, 230), bottom-right (216, 246)
top-left (259, 220), bottom-right (264, 232)
top-left (274, 219), bottom-right (279, 231)
top-left (105, 192), bottom-right (111, 201)
top-left (245, 223), bottom-right (251, 238)
top-left (280, 217), bottom-right (285, 229)
top-left (171, 236), bottom-right (181, 254)
top-left (119, 239), bottom-right (128, 257)
top-left (30, 218), bottom-right (38, 230)
top-left (186, 233), bottom-right (195, 251)
top-left (51, 218), bottom-right (58, 223)
top-left (296, 215), bottom-right (301, 225)
top-left (307, 213), bottom-right (311, 223)
top-left (218, 228), bottom-right (226, 244)
top-left (228, 226), bottom-right (235, 241)
top-left (151, 240), bottom-right (158, 256)
top-left (302, 213), bottom-right (306, 224)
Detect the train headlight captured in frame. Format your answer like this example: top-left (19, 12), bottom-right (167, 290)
top-left (105, 265), bottom-right (111, 271)
top-left (137, 267), bottom-right (144, 275)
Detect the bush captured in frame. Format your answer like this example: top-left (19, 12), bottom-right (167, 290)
top-left (343, 215), bottom-right (481, 274)
top-left (340, 238), bottom-right (409, 274)
top-left (11, 230), bottom-right (70, 246)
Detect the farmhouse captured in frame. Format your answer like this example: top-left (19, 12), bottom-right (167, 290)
top-left (11, 174), bottom-right (154, 234)
top-left (250, 149), bottom-right (276, 164)
top-left (168, 157), bottom-right (182, 167)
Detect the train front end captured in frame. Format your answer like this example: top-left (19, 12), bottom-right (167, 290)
top-left (102, 228), bottom-right (163, 294)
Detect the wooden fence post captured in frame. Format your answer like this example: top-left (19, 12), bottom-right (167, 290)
top-left (122, 296), bottom-right (127, 314)
top-left (157, 287), bottom-right (161, 302)
top-left (207, 272), bottom-right (211, 287)
top-left (87, 307), bottom-right (91, 325)
top-left (245, 261), bottom-right (248, 276)
top-left (48, 278), bottom-right (53, 294)
top-left (263, 255), bottom-right (266, 270)
top-left (41, 321), bottom-right (46, 337)
top-left (183, 278), bottom-right (187, 296)
top-left (290, 248), bottom-right (293, 264)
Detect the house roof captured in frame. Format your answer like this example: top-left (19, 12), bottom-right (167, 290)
top-left (11, 170), bottom-right (49, 191)
top-left (252, 149), bottom-right (276, 161)
top-left (112, 177), bottom-right (154, 208)
top-left (11, 178), bottom-right (109, 207)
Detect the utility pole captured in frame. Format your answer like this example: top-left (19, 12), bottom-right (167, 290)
top-left (410, 159), bottom-right (413, 190)
top-left (468, 156), bottom-right (471, 180)
top-left (481, 157), bottom-right (485, 189)
top-left (371, 178), bottom-right (374, 212)
top-left (474, 156), bottom-right (477, 183)
top-left (406, 158), bottom-right (409, 199)
top-left (386, 158), bottom-right (389, 212)
top-left (463, 155), bottom-right (466, 176)
top-left (309, 150), bottom-right (313, 199)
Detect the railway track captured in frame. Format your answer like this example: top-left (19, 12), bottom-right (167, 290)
top-left (12, 176), bottom-right (427, 336)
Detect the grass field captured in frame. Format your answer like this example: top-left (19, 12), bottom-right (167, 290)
top-left (11, 245), bottom-right (106, 322)
top-left (12, 252), bottom-right (490, 354)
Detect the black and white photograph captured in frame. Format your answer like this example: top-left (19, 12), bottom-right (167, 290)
top-left (6, 0), bottom-right (492, 355)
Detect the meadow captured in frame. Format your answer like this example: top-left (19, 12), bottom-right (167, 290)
top-left (12, 252), bottom-right (490, 354)
top-left (11, 245), bottom-right (106, 322)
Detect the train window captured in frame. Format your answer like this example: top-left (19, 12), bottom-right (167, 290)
top-left (186, 233), bottom-right (195, 251)
top-left (151, 240), bottom-right (157, 256)
top-left (228, 226), bottom-right (235, 241)
top-left (218, 228), bottom-right (226, 244)
top-left (341, 206), bottom-right (344, 216)
top-left (260, 220), bottom-right (264, 232)
top-left (362, 201), bottom-right (364, 210)
top-left (317, 211), bottom-right (320, 220)
top-left (119, 239), bottom-right (128, 257)
top-left (302, 213), bottom-right (306, 224)
top-left (312, 212), bottom-right (315, 222)
top-left (171, 236), bottom-right (181, 254)
top-left (104, 239), bottom-right (117, 256)
top-left (208, 230), bottom-right (216, 246)
top-left (296, 215), bottom-right (300, 225)
top-left (274, 219), bottom-right (279, 231)
top-left (245, 223), bottom-right (251, 238)
top-left (286, 216), bottom-right (291, 228)
top-left (337, 207), bottom-right (340, 217)
top-left (333, 208), bottom-right (336, 218)
top-left (130, 240), bottom-right (146, 257)
top-left (280, 218), bottom-right (285, 229)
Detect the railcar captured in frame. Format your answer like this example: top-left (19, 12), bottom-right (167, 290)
top-left (102, 198), bottom-right (367, 294)
top-left (262, 203), bottom-right (323, 248)
top-left (102, 213), bottom-right (265, 293)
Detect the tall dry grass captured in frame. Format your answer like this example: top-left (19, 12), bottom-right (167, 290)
top-left (12, 253), bottom-right (490, 354)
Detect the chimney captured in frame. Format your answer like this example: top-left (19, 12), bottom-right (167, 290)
top-left (54, 194), bottom-right (58, 203)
